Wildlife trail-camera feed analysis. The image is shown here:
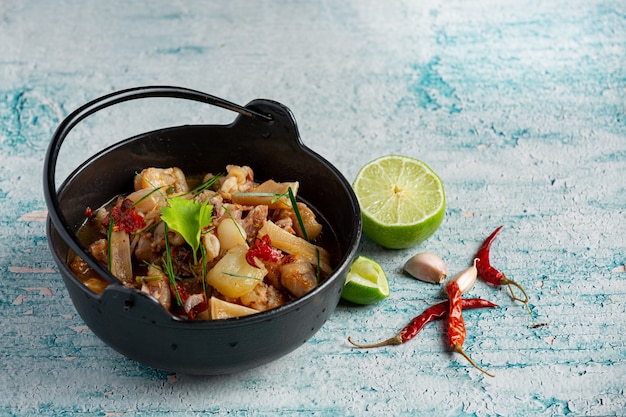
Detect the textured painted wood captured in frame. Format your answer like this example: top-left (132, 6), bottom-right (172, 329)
top-left (1, 0), bottom-right (625, 415)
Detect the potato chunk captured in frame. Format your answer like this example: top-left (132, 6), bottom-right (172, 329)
top-left (210, 297), bottom-right (259, 319)
top-left (109, 230), bottom-right (133, 284)
top-left (206, 244), bottom-right (266, 298)
top-left (258, 220), bottom-right (332, 275)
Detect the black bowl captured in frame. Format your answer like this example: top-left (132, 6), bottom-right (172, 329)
top-left (43, 86), bottom-right (361, 375)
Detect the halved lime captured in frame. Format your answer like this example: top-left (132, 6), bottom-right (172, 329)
top-left (341, 256), bottom-right (389, 305)
top-left (353, 155), bottom-right (445, 249)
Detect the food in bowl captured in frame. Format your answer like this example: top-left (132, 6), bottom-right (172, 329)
top-left (44, 87), bottom-right (362, 374)
top-left (69, 164), bottom-right (337, 320)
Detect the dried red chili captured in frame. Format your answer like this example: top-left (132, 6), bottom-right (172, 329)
top-left (475, 226), bottom-right (530, 313)
top-left (347, 298), bottom-right (497, 348)
top-left (101, 199), bottom-right (146, 233)
top-left (246, 235), bottom-right (282, 267)
top-left (447, 281), bottom-right (494, 377)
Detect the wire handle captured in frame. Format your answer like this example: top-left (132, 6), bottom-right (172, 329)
top-left (43, 86), bottom-right (273, 284)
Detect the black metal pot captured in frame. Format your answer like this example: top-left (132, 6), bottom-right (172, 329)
top-left (43, 86), bottom-right (361, 375)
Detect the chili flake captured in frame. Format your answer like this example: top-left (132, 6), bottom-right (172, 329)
top-left (102, 199), bottom-right (146, 233)
top-left (246, 235), bottom-right (282, 267)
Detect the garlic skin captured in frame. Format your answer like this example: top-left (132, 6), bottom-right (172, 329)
top-left (403, 253), bottom-right (448, 284)
top-left (445, 258), bottom-right (478, 294)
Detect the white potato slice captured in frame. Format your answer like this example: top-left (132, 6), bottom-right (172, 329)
top-left (210, 297), bottom-right (259, 319)
top-left (206, 244), bottom-right (266, 298)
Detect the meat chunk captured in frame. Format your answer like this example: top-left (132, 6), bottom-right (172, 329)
top-left (201, 232), bottom-right (221, 263)
top-left (290, 202), bottom-right (323, 241)
top-left (218, 165), bottom-right (254, 199)
top-left (242, 205), bottom-right (269, 244)
top-left (139, 266), bottom-right (171, 311)
top-left (272, 209), bottom-right (295, 235)
top-left (279, 254), bottom-right (318, 298)
top-left (134, 167), bottom-right (189, 193)
top-left (239, 281), bottom-right (289, 311)
top-left (88, 239), bottom-right (108, 264)
top-left (152, 222), bottom-right (185, 250)
top-left (134, 232), bottom-right (159, 263)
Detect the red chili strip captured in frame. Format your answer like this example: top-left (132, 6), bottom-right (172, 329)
top-left (347, 297), bottom-right (497, 348)
top-left (447, 281), bottom-right (495, 377)
top-left (246, 235), bottom-right (282, 267)
top-left (475, 226), bottom-right (530, 313)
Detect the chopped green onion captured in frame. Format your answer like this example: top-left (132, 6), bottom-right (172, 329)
top-left (163, 223), bottom-right (183, 307)
top-left (288, 187), bottom-right (309, 242)
top-left (133, 172), bottom-right (171, 200)
top-left (135, 275), bottom-right (164, 284)
top-left (237, 187), bottom-right (309, 242)
top-left (200, 244), bottom-right (209, 299)
top-left (131, 185), bottom-right (166, 208)
top-left (186, 173), bottom-right (224, 196)
top-left (222, 272), bottom-right (263, 280)
top-left (223, 205), bottom-right (246, 243)
top-left (231, 192), bottom-right (282, 199)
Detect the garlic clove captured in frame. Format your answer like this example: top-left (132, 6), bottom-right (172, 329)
top-left (444, 258), bottom-right (479, 294)
top-left (403, 252), bottom-right (448, 284)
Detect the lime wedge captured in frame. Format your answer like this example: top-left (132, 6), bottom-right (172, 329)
top-left (341, 256), bottom-right (389, 305)
top-left (353, 155), bottom-right (445, 249)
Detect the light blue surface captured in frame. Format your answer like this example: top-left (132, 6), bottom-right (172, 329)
top-left (1, 1), bottom-right (625, 415)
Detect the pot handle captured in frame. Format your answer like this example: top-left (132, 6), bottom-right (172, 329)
top-left (43, 86), bottom-right (273, 285)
